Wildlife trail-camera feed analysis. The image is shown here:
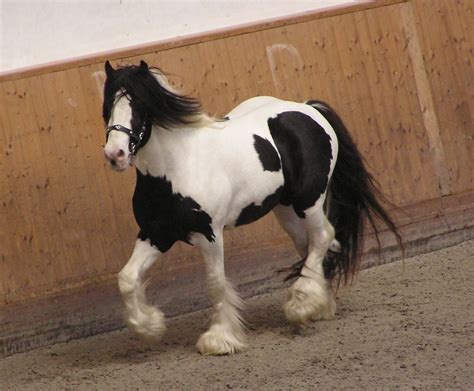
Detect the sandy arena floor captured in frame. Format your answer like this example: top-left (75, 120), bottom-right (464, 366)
top-left (1, 240), bottom-right (473, 390)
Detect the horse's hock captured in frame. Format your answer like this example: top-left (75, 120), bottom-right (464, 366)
top-left (1, 0), bottom-right (473, 356)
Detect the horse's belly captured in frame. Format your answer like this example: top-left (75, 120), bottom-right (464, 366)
top-left (224, 168), bottom-right (285, 228)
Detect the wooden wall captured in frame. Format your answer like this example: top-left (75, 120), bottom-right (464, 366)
top-left (1, 0), bottom-right (473, 355)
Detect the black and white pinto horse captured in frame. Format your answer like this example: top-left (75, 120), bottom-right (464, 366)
top-left (102, 60), bottom-right (401, 355)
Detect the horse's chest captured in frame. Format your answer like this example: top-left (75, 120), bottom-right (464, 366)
top-left (132, 171), bottom-right (215, 252)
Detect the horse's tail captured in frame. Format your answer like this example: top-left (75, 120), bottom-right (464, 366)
top-left (307, 100), bottom-right (403, 285)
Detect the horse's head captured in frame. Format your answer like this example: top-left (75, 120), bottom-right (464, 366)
top-left (102, 60), bottom-right (209, 171)
top-left (102, 60), bottom-right (152, 172)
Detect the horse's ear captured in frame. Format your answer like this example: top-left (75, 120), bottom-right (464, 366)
top-left (105, 61), bottom-right (115, 77)
top-left (139, 60), bottom-right (149, 72)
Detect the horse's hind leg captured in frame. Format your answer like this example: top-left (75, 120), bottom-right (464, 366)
top-left (193, 231), bottom-right (246, 355)
top-left (283, 198), bottom-right (337, 325)
top-left (118, 239), bottom-right (166, 341)
top-left (273, 204), bottom-right (308, 258)
top-left (274, 204), bottom-right (341, 265)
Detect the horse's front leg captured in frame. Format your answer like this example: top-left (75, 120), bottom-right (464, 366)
top-left (193, 232), bottom-right (246, 355)
top-left (118, 238), bottom-right (166, 341)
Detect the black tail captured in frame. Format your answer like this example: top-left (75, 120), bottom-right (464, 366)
top-left (307, 100), bottom-right (403, 285)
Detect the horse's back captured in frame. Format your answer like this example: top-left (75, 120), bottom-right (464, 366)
top-left (226, 96), bottom-right (282, 119)
top-left (227, 96), bottom-right (336, 137)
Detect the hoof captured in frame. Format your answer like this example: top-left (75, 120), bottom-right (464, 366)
top-left (196, 325), bottom-right (246, 355)
top-left (283, 277), bottom-right (336, 325)
top-left (125, 305), bottom-right (166, 342)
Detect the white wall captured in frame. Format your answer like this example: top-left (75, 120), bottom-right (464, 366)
top-left (0, 0), bottom-right (356, 73)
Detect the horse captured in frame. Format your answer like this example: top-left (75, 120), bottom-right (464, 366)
top-left (102, 60), bottom-right (402, 355)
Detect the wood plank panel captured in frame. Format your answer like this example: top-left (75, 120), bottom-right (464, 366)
top-left (0, 70), bottom-right (137, 303)
top-left (411, 0), bottom-right (474, 195)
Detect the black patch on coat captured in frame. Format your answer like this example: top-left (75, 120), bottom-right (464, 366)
top-left (253, 134), bottom-right (281, 172)
top-left (133, 170), bottom-right (215, 252)
top-left (268, 111), bottom-right (333, 218)
top-left (235, 186), bottom-right (283, 226)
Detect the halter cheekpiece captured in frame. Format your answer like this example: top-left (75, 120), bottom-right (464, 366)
top-left (106, 123), bottom-right (147, 155)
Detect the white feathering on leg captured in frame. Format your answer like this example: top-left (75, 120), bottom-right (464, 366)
top-left (283, 205), bottom-right (337, 325)
top-left (121, 279), bottom-right (166, 342)
top-left (193, 232), bottom-right (247, 355)
top-left (196, 279), bottom-right (246, 355)
top-left (118, 239), bottom-right (165, 342)
top-left (283, 271), bottom-right (336, 324)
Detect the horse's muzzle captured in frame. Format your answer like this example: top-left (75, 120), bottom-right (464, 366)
top-left (104, 147), bottom-right (130, 171)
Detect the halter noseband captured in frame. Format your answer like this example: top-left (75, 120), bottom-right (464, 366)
top-left (105, 122), bottom-right (148, 155)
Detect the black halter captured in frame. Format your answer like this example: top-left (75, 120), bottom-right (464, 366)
top-left (105, 122), bottom-right (148, 155)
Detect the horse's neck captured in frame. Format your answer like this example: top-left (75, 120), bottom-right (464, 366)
top-left (134, 125), bottom-right (202, 177)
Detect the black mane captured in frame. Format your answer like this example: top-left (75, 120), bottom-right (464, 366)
top-left (102, 63), bottom-right (204, 130)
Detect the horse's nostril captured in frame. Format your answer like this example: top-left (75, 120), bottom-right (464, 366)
top-left (117, 149), bottom-right (125, 158)
top-left (110, 159), bottom-right (117, 167)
